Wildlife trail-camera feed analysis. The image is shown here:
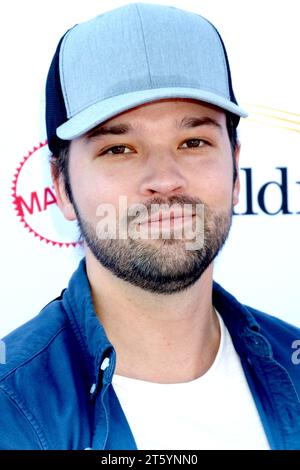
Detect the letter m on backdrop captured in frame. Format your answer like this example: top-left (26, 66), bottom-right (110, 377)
top-left (16, 192), bottom-right (42, 216)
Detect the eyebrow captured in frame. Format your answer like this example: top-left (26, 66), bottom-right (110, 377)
top-left (178, 116), bottom-right (222, 131)
top-left (85, 115), bottom-right (222, 140)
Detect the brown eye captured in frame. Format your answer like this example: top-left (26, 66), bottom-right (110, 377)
top-left (102, 145), bottom-right (131, 155)
top-left (180, 139), bottom-right (205, 148)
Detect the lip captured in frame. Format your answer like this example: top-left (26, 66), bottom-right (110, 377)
top-left (138, 212), bottom-right (195, 226)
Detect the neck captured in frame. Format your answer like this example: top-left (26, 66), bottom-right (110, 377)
top-left (86, 250), bottom-right (220, 384)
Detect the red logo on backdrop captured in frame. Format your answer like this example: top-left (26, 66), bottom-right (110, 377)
top-left (11, 141), bottom-right (80, 247)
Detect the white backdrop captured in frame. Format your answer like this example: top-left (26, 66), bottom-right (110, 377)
top-left (1, 0), bottom-right (299, 337)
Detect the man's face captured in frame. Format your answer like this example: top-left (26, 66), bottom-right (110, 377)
top-left (56, 99), bottom-right (240, 294)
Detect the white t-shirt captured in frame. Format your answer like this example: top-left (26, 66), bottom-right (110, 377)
top-left (112, 312), bottom-right (270, 450)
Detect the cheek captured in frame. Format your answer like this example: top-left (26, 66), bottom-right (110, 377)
top-left (193, 163), bottom-right (233, 209)
top-left (71, 166), bottom-right (130, 221)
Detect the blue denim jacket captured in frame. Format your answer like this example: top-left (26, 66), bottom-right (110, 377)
top-left (1, 259), bottom-right (300, 450)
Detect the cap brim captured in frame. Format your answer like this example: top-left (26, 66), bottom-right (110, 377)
top-left (57, 87), bottom-right (248, 140)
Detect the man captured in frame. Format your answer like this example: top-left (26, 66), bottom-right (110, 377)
top-left (1, 3), bottom-right (300, 450)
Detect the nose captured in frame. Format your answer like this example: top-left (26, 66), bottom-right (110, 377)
top-left (138, 149), bottom-right (188, 197)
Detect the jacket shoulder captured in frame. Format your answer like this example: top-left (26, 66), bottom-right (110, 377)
top-left (0, 292), bottom-right (92, 449)
top-left (245, 305), bottom-right (300, 384)
top-left (0, 295), bottom-right (68, 449)
top-left (0, 293), bottom-right (67, 381)
top-left (247, 305), bottom-right (300, 340)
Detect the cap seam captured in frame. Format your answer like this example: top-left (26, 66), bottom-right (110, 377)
top-left (218, 43), bottom-right (229, 90)
top-left (135, 3), bottom-right (153, 89)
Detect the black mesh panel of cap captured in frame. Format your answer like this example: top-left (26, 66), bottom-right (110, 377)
top-left (210, 23), bottom-right (241, 128)
top-left (45, 32), bottom-right (70, 154)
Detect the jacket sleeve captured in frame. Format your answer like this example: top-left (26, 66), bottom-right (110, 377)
top-left (0, 388), bottom-right (44, 450)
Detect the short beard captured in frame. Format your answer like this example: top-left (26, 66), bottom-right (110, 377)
top-left (73, 196), bottom-right (232, 295)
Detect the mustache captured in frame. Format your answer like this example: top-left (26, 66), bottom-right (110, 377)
top-left (143, 195), bottom-right (203, 209)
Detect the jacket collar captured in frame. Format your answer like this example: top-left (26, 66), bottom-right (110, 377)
top-left (212, 282), bottom-right (273, 359)
top-left (62, 258), bottom-right (115, 394)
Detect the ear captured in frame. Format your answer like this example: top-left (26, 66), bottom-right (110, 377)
top-left (232, 143), bottom-right (241, 207)
top-left (51, 166), bottom-right (76, 221)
